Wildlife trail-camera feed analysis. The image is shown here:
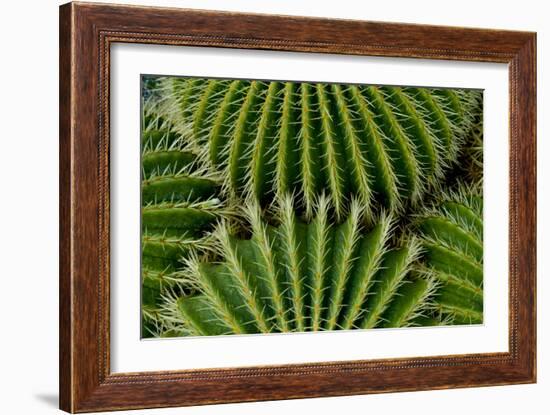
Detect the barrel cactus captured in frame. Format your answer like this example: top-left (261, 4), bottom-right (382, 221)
top-left (141, 75), bottom-right (484, 338)
top-left (159, 196), bottom-right (438, 335)
top-left (158, 77), bottom-right (481, 219)
top-left (414, 183), bottom-right (483, 324)
top-left (458, 107), bottom-right (483, 185)
top-left (141, 101), bottom-right (236, 335)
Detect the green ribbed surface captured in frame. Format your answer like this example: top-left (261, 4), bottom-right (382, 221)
top-left (160, 78), bottom-right (481, 218)
top-left (168, 198), bottom-right (436, 335)
top-left (140, 103), bottom-right (232, 336)
top-left (140, 75), bottom-right (484, 338)
top-left (415, 185), bottom-right (483, 324)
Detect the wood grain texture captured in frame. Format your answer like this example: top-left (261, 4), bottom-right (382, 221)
top-left (59, 2), bottom-right (536, 412)
top-left (59, 4), bottom-right (73, 411)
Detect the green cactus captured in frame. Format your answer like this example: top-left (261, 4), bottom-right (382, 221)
top-left (158, 196), bottom-right (439, 336)
top-left (414, 184), bottom-right (483, 324)
top-left (458, 103), bottom-right (483, 185)
top-left (140, 76), bottom-right (484, 338)
top-left (159, 77), bottom-right (482, 219)
top-left (140, 102), bottom-right (237, 336)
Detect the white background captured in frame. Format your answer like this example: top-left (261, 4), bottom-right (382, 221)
top-left (111, 45), bottom-right (509, 372)
top-left (1, 0), bottom-right (547, 414)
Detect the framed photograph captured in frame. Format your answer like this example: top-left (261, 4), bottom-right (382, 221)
top-left (59, 2), bottom-right (536, 412)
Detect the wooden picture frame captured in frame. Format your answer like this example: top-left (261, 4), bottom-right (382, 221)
top-left (59, 2), bottom-right (536, 412)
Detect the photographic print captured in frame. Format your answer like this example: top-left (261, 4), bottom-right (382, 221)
top-left (140, 75), bottom-right (483, 339)
top-left (59, 5), bottom-right (537, 410)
